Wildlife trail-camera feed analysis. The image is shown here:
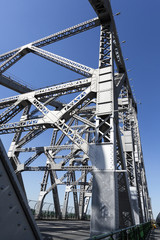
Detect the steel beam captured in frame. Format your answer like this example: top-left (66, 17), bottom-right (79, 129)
top-left (90, 23), bottom-right (120, 236)
top-left (0, 139), bottom-right (42, 240)
top-left (0, 0), bottom-right (152, 236)
top-left (0, 18), bottom-right (100, 62)
top-left (30, 46), bottom-right (95, 77)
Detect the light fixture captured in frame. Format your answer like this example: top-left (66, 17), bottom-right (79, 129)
top-left (114, 12), bottom-right (121, 16)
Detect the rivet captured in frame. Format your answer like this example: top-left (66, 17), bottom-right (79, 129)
top-left (0, 185), bottom-right (4, 190)
top-left (8, 192), bottom-right (12, 196)
top-left (16, 210), bottom-right (19, 214)
top-left (17, 223), bottom-right (21, 227)
top-left (9, 206), bottom-right (13, 209)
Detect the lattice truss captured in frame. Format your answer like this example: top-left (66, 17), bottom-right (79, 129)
top-left (0, 0), bottom-right (152, 224)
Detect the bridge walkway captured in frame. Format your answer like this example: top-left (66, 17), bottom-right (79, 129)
top-left (148, 228), bottom-right (160, 239)
top-left (37, 220), bottom-right (90, 240)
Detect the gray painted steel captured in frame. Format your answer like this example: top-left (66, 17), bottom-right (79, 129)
top-left (0, 0), bottom-right (153, 237)
top-left (0, 139), bottom-right (42, 240)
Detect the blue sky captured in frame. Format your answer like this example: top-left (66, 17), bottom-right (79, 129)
top-left (0, 0), bottom-right (160, 219)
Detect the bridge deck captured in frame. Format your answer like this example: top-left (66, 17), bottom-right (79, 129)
top-left (149, 228), bottom-right (160, 239)
top-left (37, 220), bottom-right (160, 240)
top-left (37, 220), bottom-right (90, 240)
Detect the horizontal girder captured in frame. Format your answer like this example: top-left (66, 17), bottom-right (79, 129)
top-left (0, 74), bottom-right (64, 110)
top-left (18, 166), bottom-right (93, 172)
top-left (15, 145), bottom-right (74, 153)
top-left (0, 78), bottom-right (91, 108)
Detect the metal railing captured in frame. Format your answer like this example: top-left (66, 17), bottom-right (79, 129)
top-left (87, 222), bottom-right (152, 240)
top-left (4, 71), bottom-right (34, 90)
top-left (28, 199), bottom-right (91, 220)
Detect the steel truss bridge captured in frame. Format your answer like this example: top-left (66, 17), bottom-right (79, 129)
top-left (0, 0), bottom-right (153, 239)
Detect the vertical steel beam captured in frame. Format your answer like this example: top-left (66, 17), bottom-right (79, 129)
top-left (116, 127), bottom-right (135, 228)
top-left (35, 129), bottom-right (61, 219)
top-left (71, 171), bottom-right (79, 219)
top-left (79, 170), bottom-right (87, 219)
top-left (119, 92), bottom-right (140, 225)
top-left (132, 109), bottom-right (152, 222)
top-left (50, 169), bottom-right (62, 219)
top-left (79, 131), bottom-right (89, 220)
top-left (90, 24), bottom-right (120, 236)
top-left (62, 174), bottom-right (70, 219)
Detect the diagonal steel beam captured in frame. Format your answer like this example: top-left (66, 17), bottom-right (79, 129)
top-left (16, 129), bottom-right (46, 148)
top-left (32, 17), bottom-right (100, 48)
top-left (0, 99), bottom-right (24, 124)
top-left (0, 48), bottom-right (21, 62)
top-left (115, 73), bottom-right (126, 96)
top-left (73, 114), bottom-right (95, 128)
top-left (0, 87), bottom-right (94, 148)
top-left (0, 18), bottom-right (100, 62)
top-left (0, 49), bottom-right (26, 74)
top-left (0, 74), bottom-right (63, 109)
top-left (0, 117), bottom-right (46, 135)
top-left (29, 93), bottom-right (92, 154)
top-left (29, 46), bottom-right (95, 77)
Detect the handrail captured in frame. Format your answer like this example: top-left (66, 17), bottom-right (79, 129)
top-left (87, 222), bottom-right (152, 240)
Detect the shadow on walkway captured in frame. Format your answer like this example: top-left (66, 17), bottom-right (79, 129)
top-left (37, 220), bottom-right (90, 240)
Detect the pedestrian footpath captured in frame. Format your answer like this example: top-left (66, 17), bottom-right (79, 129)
top-left (149, 228), bottom-right (160, 239)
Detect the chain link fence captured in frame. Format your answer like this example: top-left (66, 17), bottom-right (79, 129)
top-left (28, 200), bottom-right (90, 220)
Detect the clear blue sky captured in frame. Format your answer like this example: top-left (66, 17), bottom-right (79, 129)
top-left (0, 0), bottom-right (160, 219)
